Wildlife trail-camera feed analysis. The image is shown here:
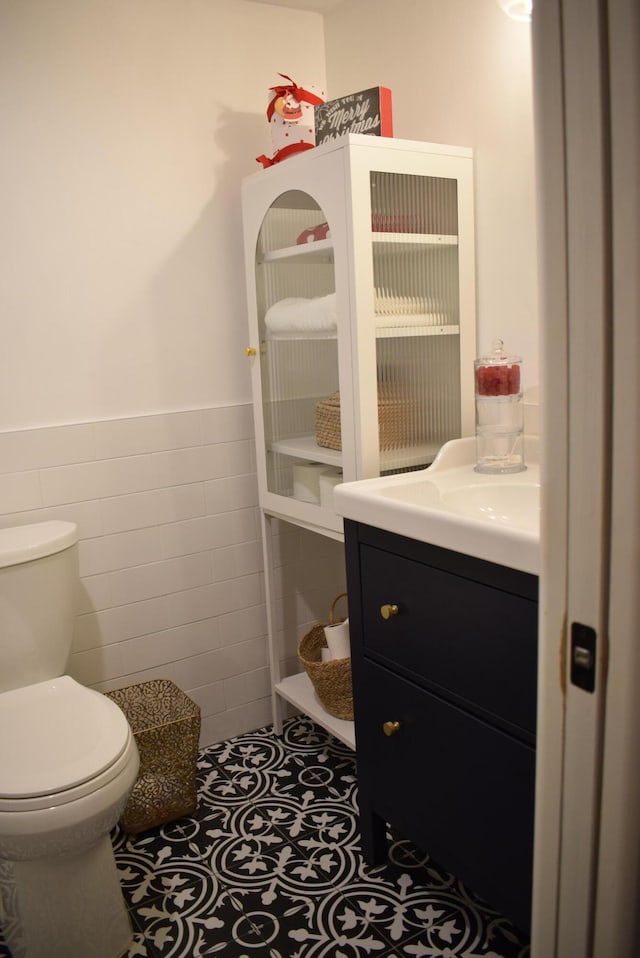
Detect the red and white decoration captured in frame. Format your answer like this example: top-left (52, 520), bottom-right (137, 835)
top-left (256, 74), bottom-right (325, 168)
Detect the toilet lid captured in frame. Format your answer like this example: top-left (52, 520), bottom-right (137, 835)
top-left (0, 676), bottom-right (131, 799)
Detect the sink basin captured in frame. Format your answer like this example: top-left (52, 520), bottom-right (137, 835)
top-left (334, 437), bottom-right (540, 574)
top-left (440, 484), bottom-right (539, 531)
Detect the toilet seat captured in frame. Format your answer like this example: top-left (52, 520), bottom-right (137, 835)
top-left (0, 676), bottom-right (133, 810)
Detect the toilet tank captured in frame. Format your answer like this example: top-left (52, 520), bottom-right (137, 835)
top-left (0, 521), bottom-right (79, 694)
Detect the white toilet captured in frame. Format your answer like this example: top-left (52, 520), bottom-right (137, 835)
top-left (0, 521), bottom-right (140, 958)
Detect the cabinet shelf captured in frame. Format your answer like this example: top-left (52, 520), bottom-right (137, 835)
top-left (266, 324), bottom-right (460, 342)
top-left (271, 436), bottom-right (342, 466)
top-left (259, 232), bottom-right (458, 266)
top-left (259, 238), bottom-right (333, 264)
top-left (275, 672), bottom-right (355, 750)
top-left (270, 435), bottom-right (440, 470)
top-left (374, 322), bottom-right (459, 338)
top-left (372, 232), bottom-right (459, 248)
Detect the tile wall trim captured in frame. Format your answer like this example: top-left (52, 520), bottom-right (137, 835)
top-left (0, 405), bottom-right (348, 746)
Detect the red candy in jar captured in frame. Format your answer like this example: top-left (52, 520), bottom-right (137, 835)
top-left (474, 340), bottom-right (522, 397)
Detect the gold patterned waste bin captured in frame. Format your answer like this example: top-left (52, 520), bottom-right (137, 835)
top-left (105, 679), bottom-right (201, 835)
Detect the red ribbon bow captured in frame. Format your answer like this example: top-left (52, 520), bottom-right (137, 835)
top-left (265, 73), bottom-right (324, 122)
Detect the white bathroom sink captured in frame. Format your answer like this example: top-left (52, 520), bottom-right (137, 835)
top-left (390, 481), bottom-right (539, 533)
top-left (334, 437), bottom-right (540, 575)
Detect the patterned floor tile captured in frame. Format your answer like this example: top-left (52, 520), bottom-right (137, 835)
top-left (127, 881), bottom-right (263, 957)
top-left (0, 716), bottom-right (530, 958)
top-left (198, 721), bottom-right (356, 812)
top-left (334, 836), bottom-right (528, 958)
top-left (337, 873), bottom-right (507, 955)
top-left (112, 821), bottom-right (209, 910)
top-left (215, 882), bottom-right (394, 958)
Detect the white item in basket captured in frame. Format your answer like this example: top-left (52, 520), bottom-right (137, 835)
top-left (323, 618), bottom-right (350, 660)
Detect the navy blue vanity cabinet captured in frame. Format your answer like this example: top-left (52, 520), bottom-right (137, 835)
top-left (344, 519), bottom-right (538, 934)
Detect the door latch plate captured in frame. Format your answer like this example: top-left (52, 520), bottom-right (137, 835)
top-left (570, 622), bottom-right (597, 692)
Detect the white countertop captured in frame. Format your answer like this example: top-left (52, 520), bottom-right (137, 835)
top-left (334, 437), bottom-right (540, 576)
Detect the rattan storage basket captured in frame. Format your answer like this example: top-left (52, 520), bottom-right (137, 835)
top-left (315, 385), bottom-right (410, 452)
top-left (298, 593), bottom-right (353, 721)
top-left (105, 678), bottom-right (201, 835)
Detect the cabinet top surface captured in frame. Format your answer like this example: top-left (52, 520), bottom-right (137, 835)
top-left (243, 133), bottom-right (473, 186)
top-left (335, 437), bottom-right (540, 576)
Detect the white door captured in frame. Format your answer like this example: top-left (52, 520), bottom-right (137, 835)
top-left (532, 0), bottom-right (640, 955)
top-left (592, 0), bottom-right (640, 951)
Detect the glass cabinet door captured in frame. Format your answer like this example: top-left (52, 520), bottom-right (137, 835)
top-left (255, 190), bottom-right (342, 512)
top-left (370, 170), bottom-right (463, 472)
top-left (243, 136), bottom-right (475, 537)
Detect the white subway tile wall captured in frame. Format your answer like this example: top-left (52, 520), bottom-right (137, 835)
top-left (0, 405), bottom-right (347, 746)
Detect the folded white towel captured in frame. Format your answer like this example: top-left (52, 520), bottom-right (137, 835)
top-left (264, 294), bottom-right (337, 334)
top-left (374, 290), bottom-right (444, 317)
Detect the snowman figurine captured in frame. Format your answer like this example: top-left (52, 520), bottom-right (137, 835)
top-left (256, 74), bottom-right (325, 168)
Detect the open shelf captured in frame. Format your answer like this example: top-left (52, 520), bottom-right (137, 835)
top-left (372, 232), bottom-right (459, 247)
top-left (270, 435), bottom-right (439, 471)
top-left (266, 323), bottom-right (460, 341)
top-left (259, 238), bottom-right (334, 264)
top-left (271, 436), bottom-right (342, 466)
top-left (259, 231), bottom-right (458, 265)
top-left (374, 322), bottom-right (460, 338)
top-left (275, 672), bottom-right (355, 750)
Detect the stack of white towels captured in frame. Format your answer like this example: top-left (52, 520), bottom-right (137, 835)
top-left (264, 290), bottom-right (446, 336)
top-left (264, 294), bottom-right (337, 336)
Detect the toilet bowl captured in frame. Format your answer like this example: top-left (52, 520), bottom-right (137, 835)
top-left (0, 678), bottom-right (139, 958)
top-left (0, 522), bottom-right (140, 958)
top-left (0, 676), bottom-right (139, 859)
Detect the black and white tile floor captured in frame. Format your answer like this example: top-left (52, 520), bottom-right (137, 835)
top-left (0, 716), bottom-right (531, 957)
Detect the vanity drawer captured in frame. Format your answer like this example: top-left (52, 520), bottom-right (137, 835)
top-left (355, 658), bottom-right (535, 932)
top-left (359, 544), bottom-right (538, 735)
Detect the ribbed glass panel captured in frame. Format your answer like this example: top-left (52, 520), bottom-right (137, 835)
top-left (256, 191), bottom-right (339, 499)
top-left (258, 190), bottom-right (327, 255)
top-left (252, 174), bottom-right (464, 497)
top-left (370, 171), bottom-right (458, 235)
top-left (371, 172), bottom-right (462, 472)
top-left (376, 334), bottom-right (461, 473)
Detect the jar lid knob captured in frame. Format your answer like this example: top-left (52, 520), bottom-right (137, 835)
top-left (491, 338), bottom-right (506, 359)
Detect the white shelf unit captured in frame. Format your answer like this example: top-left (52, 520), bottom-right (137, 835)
top-left (275, 672), bottom-right (356, 750)
top-left (270, 435), bottom-right (443, 472)
top-left (242, 134), bottom-right (476, 745)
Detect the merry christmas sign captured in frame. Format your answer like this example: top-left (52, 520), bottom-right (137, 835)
top-left (314, 87), bottom-right (393, 145)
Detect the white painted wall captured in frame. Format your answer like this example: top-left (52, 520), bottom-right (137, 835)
top-left (0, 0), bottom-right (537, 745)
top-left (0, 0), bottom-right (335, 745)
top-left (0, 0), bottom-right (537, 424)
top-left (324, 0), bottom-right (538, 389)
top-left (0, 0), bottom-right (327, 430)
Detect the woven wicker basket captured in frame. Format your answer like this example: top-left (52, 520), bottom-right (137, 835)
top-left (298, 593), bottom-right (353, 721)
top-left (315, 385), bottom-right (409, 452)
top-left (105, 679), bottom-right (201, 835)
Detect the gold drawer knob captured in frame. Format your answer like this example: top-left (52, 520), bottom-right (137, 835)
top-left (244, 346), bottom-right (257, 357)
top-left (380, 603), bottom-right (399, 620)
top-left (383, 720), bottom-right (401, 737)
